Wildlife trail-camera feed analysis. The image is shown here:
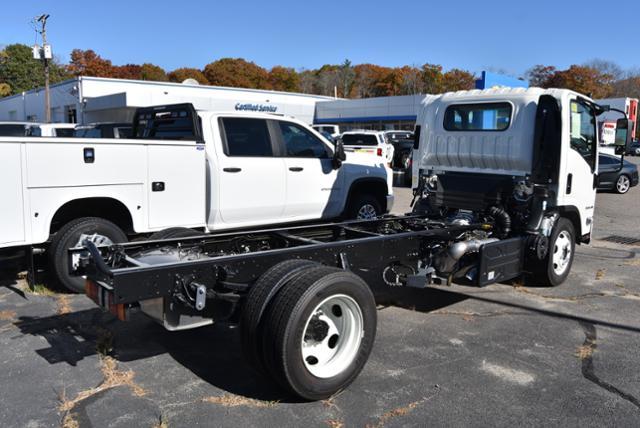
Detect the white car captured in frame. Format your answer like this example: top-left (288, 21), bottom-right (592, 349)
top-left (0, 121), bottom-right (76, 137)
top-left (312, 124), bottom-right (341, 138)
top-left (0, 103), bottom-right (393, 292)
top-left (340, 130), bottom-right (394, 165)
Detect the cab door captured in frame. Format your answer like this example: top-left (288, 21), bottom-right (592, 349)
top-left (215, 117), bottom-right (286, 228)
top-left (275, 120), bottom-right (343, 219)
top-left (559, 98), bottom-right (598, 238)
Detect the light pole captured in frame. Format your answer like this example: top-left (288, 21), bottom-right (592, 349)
top-left (34, 14), bottom-right (51, 123)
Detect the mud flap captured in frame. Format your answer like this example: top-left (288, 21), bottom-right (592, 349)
top-left (477, 237), bottom-right (524, 287)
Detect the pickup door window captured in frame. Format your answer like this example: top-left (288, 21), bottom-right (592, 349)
top-left (215, 118), bottom-right (286, 227)
top-left (277, 121), bottom-right (343, 219)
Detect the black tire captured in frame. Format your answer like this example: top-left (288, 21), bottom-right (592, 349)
top-left (615, 174), bottom-right (631, 194)
top-left (261, 266), bottom-right (377, 400)
top-left (530, 218), bottom-right (575, 287)
top-left (346, 194), bottom-right (383, 220)
top-left (240, 259), bottom-right (318, 373)
top-left (149, 227), bottom-right (201, 240)
top-left (49, 217), bottom-right (127, 293)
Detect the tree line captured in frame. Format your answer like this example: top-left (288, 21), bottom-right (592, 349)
top-left (1, 43), bottom-right (639, 102)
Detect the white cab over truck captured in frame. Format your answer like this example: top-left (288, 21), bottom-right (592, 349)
top-left (0, 103), bottom-right (393, 292)
top-left (74, 88), bottom-right (634, 400)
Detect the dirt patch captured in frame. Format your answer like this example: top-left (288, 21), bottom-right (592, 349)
top-left (624, 258), bottom-right (640, 267)
top-left (595, 269), bottom-right (606, 280)
top-left (325, 419), bottom-right (344, 428)
top-left (202, 394), bottom-right (278, 408)
top-left (366, 400), bottom-right (422, 428)
top-left (57, 295), bottom-right (72, 315)
top-left (0, 310), bottom-right (17, 321)
top-left (576, 335), bottom-right (596, 360)
top-left (59, 356), bottom-right (146, 414)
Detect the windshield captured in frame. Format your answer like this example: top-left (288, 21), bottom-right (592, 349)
top-left (341, 134), bottom-right (379, 146)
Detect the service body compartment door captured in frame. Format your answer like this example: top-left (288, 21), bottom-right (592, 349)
top-left (147, 143), bottom-right (206, 229)
top-left (0, 143), bottom-right (25, 245)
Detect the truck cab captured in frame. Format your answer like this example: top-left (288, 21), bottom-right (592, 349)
top-left (412, 88), bottom-right (607, 285)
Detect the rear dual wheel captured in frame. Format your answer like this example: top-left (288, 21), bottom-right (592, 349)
top-left (242, 261), bottom-right (377, 400)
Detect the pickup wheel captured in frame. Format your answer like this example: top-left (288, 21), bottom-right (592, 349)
top-left (240, 259), bottom-right (318, 374)
top-left (49, 217), bottom-right (127, 293)
top-left (261, 266), bottom-right (376, 400)
top-left (347, 194), bottom-right (382, 220)
top-left (530, 218), bottom-right (575, 287)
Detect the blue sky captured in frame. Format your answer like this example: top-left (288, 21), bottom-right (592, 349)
top-left (2, 0), bottom-right (639, 78)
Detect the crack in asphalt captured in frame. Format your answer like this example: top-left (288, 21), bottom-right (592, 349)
top-left (578, 322), bottom-right (640, 410)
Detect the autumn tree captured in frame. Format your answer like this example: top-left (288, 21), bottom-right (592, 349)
top-left (112, 64), bottom-right (142, 80)
top-left (140, 63), bottom-right (168, 81)
top-left (167, 67), bottom-right (209, 84)
top-left (421, 63), bottom-right (444, 94)
top-left (0, 44), bottom-right (68, 95)
top-left (0, 83), bottom-right (10, 97)
top-left (338, 60), bottom-right (356, 97)
top-left (203, 58), bottom-right (270, 89)
top-left (298, 69), bottom-right (316, 94)
top-left (441, 69), bottom-right (475, 92)
top-left (67, 49), bottom-right (114, 77)
top-left (399, 66), bottom-right (423, 95)
top-left (547, 65), bottom-right (613, 98)
top-left (269, 66), bottom-right (300, 92)
top-left (526, 65), bottom-right (556, 87)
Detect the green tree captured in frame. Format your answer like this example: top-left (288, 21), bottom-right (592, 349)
top-left (0, 44), bottom-right (68, 95)
top-left (203, 58), bottom-right (270, 89)
top-left (167, 67), bottom-right (209, 85)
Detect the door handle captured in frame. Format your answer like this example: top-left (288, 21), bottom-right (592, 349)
top-left (223, 167), bottom-right (242, 173)
top-left (566, 173), bottom-right (572, 194)
top-left (152, 182), bottom-right (165, 192)
top-left (289, 167), bottom-right (304, 172)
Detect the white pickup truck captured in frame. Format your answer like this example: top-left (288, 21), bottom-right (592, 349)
top-left (0, 103), bottom-right (393, 292)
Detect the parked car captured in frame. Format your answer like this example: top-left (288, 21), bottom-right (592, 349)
top-left (626, 141), bottom-right (640, 156)
top-left (74, 122), bottom-right (133, 138)
top-left (312, 124), bottom-right (341, 138)
top-left (597, 153), bottom-right (639, 194)
top-left (341, 130), bottom-right (394, 166)
top-left (383, 130), bottom-right (413, 143)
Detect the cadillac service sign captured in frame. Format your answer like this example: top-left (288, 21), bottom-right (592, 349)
top-left (235, 103), bottom-right (278, 113)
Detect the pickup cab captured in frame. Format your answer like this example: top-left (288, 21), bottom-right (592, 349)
top-left (0, 103), bottom-right (392, 291)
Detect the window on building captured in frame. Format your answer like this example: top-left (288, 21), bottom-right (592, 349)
top-left (221, 118), bottom-right (273, 157)
top-left (279, 121), bottom-right (329, 158)
top-left (443, 103), bottom-right (512, 131)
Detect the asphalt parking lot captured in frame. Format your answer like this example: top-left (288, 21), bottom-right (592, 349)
top-left (1, 159), bottom-right (640, 427)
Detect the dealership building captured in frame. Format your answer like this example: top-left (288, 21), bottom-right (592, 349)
top-left (0, 71), bottom-right (529, 130)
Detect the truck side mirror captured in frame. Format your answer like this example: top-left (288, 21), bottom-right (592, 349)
top-left (332, 140), bottom-right (346, 169)
top-left (614, 118), bottom-right (634, 155)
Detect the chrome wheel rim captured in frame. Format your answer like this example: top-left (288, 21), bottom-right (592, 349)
top-left (552, 231), bottom-right (572, 276)
top-left (616, 175), bottom-right (630, 193)
top-left (301, 294), bottom-right (364, 379)
top-left (357, 204), bottom-right (377, 220)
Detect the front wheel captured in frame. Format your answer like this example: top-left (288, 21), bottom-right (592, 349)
top-left (615, 174), bottom-right (631, 194)
top-left (347, 194), bottom-right (382, 220)
top-left (261, 266), bottom-right (377, 400)
top-left (49, 217), bottom-right (128, 293)
top-left (530, 218), bottom-right (575, 287)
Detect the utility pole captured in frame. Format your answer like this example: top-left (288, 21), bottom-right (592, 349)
top-left (34, 14), bottom-right (51, 122)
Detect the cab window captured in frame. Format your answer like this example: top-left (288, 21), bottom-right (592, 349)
top-left (570, 101), bottom-right (597, 171)
top-left (279, 121), bottom-right (329, 158)
top-left (221, 118), bottom-right (273, 157)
